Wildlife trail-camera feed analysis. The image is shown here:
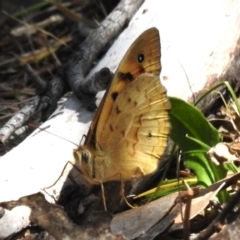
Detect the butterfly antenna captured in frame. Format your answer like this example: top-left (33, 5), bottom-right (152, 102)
top-left (28, 123), bottom-right (79, 147)
top-left (43, 161), bottom-right (75, 190)
top-left (80, 134), bottom-right (87, 145)
top-left (44, 129), bottom-right (78, 147)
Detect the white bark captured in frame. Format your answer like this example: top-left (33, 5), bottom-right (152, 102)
top-left (1, 0), bottom-right (240, 237)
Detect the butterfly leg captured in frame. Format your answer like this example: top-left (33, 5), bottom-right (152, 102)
top-left (120, 180), bottom-right (138, 209)
top-left (100, 182), bottom-right (107, 211)
top-left (42, 161), bottom-right (91, 202)
top-left (133, 166), bottom-right (145, 178)
top-left (98, 172), bottom-right (138, 209)
top-left (41, 161), bottom-right (75, 201)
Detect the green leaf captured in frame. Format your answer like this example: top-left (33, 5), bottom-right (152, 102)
top-left (169, 97), bottom-right (222, 151)
top-left (168, 97), bottom-right (228, 202)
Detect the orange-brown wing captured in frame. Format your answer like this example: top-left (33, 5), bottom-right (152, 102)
top-left (95, 74), bottom-right (171, 181)
top-left (85, 27), bottom-right (161, 148)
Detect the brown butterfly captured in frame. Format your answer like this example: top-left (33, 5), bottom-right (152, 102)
top-left (74, 27), bottom-right (171, 187)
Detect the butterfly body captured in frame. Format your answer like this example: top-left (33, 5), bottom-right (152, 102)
top-left (74, 28), bottom-right (171, 185)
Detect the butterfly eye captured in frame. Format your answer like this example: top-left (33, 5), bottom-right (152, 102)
top-left (82, 150), bottom-right (90, 163)
top-left (138, 53), bottom-right (145, 63)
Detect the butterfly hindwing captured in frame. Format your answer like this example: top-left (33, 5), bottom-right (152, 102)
top-left (97, 74), bottom-right (171, 180)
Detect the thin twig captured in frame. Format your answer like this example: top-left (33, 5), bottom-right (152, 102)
top-left (196, 188), bottom-right (240, 240)
top-left (66, 0), bottom-right (144, 97)
top-left (0, 97), bottom-right (40, 143)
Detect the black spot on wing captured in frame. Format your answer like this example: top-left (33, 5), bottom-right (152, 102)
top-left (111, 92), bottom-right (118, 101)
top-left (147, 130), bottom-right (152, 140)
top-left (117, 72), bottom-right (134, 81)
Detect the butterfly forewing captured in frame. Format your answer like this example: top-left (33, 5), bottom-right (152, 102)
top-left (95, 28), bottom-right (161, 145)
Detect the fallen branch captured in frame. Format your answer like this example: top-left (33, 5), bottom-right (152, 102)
top-left (0, 0), bottom-right (143, 143)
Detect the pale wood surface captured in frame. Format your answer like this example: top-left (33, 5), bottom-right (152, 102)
top-left (1, 0), bottom-right (240, 237)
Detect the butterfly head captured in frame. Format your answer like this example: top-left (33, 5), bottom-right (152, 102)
top-left (73, 146), bottom-right (95, 181)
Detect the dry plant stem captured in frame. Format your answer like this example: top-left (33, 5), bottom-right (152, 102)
top-left (0, 97), bottom-right (40, 143)
top-left (79, 67), bottom-right (113, 95)
top-left (181, 181), bottom-right (194, 240)
top-left (0, 0), bottom-right (142, 144)
top-left (52, 2), bottom-right (98, 28)
top-left (25, 64), bottom-right (48, 95)
top-left (183, 192), bottom-right (194, 240)
top-left (196, 188), bottom-right (240, 240)
top-left (65, 0), bottom-right (144, 97)
top-left (25, 64), bottom-right (67, 120)
top-left (0, 67), bottom-right (111, 144)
